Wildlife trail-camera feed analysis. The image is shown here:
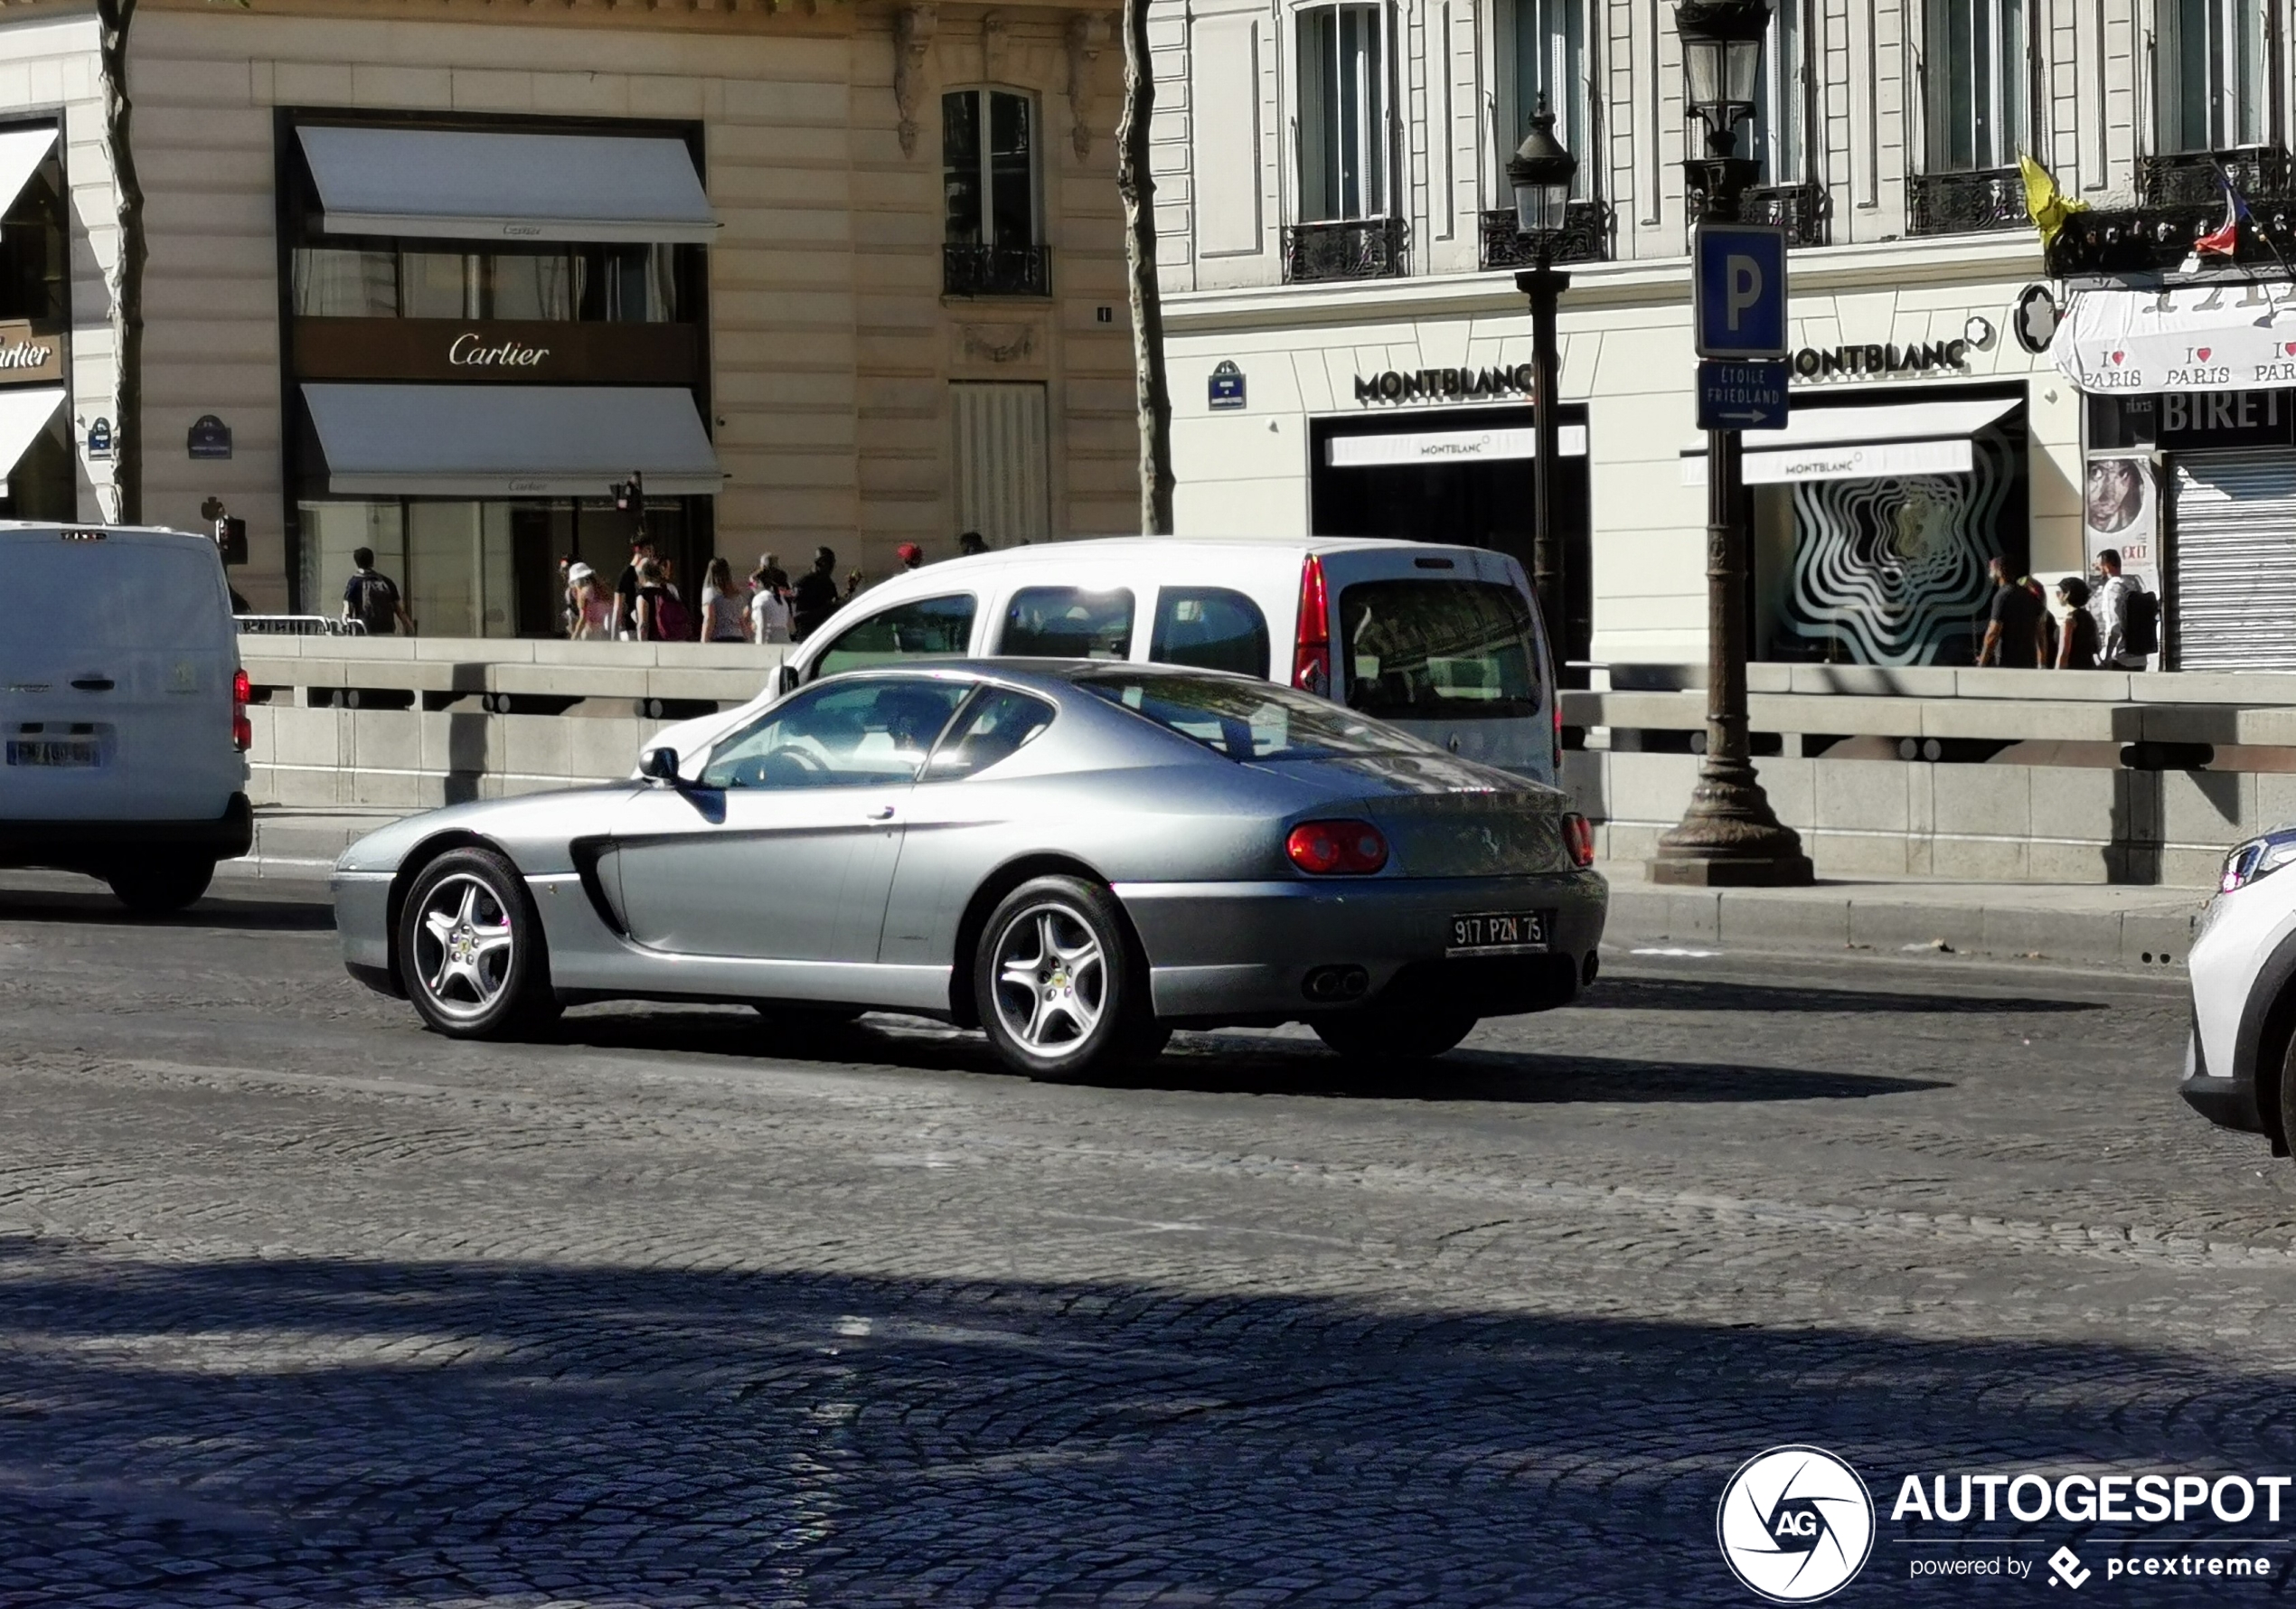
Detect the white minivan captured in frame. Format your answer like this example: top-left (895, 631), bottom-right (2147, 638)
top-left (0, 523), bottom-right (252, 909)
top-left (654, 536), bottom-right (1560, 785)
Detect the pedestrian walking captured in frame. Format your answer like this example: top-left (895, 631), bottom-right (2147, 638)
top-left (790, 546), bottom-right (841, 641)
top-left (634, 559), bottom-right (692, 643)
top-left (2091, 548), bottom-right (2159, 669)
top-left (750, 579), bottom-right (792, 644)
top-left (750, 551), bottom-right (789, 597)
top-left (567, 565), bottom-right (614, 639)
top-left (342, 546), bottom-right (415, 636)
top-left (956, 530), bottom-right (989, 557)
top-left (615, 535), bottom-right (654, 640)
top-left (896, 541), bottom-right (925, 571)
top-left (2055, 576), bottom-right (2100, 671)
top-left (700, 556), bottom-right (748, 643)
top-left (1976, 557), bottom-right (2045, 668)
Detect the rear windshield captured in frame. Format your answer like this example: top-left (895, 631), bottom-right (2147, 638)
top-left (6, 536), bottom-right (227, 652)
top-left (1073, 670), bottom-right (1435, 762)
top-left (1338, 579), bottom-right (1543, 720)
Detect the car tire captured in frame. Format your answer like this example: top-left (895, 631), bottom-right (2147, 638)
top-left (396, 847), bottom-right (559, 1039)
top-left (974, 875), bottom-right (1151, 1077)
top-left (1313, 1009), bottom-right (1478, 1063)
top-left (106, 856), bottom-right (215, 914)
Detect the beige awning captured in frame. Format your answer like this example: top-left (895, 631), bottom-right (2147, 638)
top-left (304, 384), bottom-right (722, 498)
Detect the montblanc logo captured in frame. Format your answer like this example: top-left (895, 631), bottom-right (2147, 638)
top-left (1717, 1445), bottom-right (1875, 1603)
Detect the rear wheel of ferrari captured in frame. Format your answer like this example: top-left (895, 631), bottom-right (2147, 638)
top-left (397, 848), bottom-right (558, 1039)
top-left (1313, 1009), bottom-right (1478, 1064)
top-left (975, 876), bottom-right (1149, 1077)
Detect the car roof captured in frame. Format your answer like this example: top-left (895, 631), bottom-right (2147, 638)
top-left (908, 533), bottom-right (1486, 576)
top-left (814, 657), bottom-right (1253, 693)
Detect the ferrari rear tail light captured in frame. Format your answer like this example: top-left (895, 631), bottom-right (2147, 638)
top-left (1292, 554), bottom-right (1331, 698)
top-left (1563, 812), bottom-right (1595, 869)
top-left (1287, 818), bottom-right (1388, 875)
top-left (231, 667), bottom-right (251, 752)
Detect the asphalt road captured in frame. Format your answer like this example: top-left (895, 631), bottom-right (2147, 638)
top-left (0, 872), bottom-right (2290, 1605)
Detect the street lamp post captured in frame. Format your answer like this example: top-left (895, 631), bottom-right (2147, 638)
top-left (1507, 99), bottom-right (1576, 671)
top-left (1651, 0), bottom-right (1811, 887)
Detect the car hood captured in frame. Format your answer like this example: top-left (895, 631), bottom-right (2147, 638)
top-left (334, 784), bottom-right (647, 875)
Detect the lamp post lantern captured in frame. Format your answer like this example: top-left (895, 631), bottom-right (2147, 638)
top-left (1507, 97), bottom-right (1576, 681)
top-left (1651, 0), bottom-right (1812, 886)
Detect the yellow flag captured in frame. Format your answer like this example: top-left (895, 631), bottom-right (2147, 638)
top-left (2018, 153), bottom-right (2088, 249)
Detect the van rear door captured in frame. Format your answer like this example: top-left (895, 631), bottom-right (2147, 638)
top-left (1313, 542), bottom-right (1556, 786)
top-left (0, 529), bottom-right (243, 823)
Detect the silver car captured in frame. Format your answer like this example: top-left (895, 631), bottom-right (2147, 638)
top-left (333, 662), bottom-right (1607, 1076)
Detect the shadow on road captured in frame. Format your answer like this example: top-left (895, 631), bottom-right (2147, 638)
top-left (0, 1239), bottom-right (2281, 1604)
top-left (550, 1009), bottom-right (1946, 1106)
top-left (1578, 975), bottom-right (2102, 1018)
top-left (0, 882), bottom-right (335, 933)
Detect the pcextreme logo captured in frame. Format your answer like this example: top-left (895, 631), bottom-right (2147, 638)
top-left (1717, 1444), bottom-right (1877, 1603)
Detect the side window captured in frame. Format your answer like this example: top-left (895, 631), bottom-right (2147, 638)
top-left (811, 593), bottom-right (976, 681)
top-left (1149, 588), bottom-right (1271, 678)
top-left (1000, 586), bottom-right (1134, 658)
top-left (924, 687), bottom-right (1059, 780)
top-left (701, 679), bottom-right (973, 790)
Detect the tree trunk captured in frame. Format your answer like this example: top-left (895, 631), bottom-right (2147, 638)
top-left (1115, 0), bottom-right (1172, 536)
top-left (96, 0), bottom-right (144, 526)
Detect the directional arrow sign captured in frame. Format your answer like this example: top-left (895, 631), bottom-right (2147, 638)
top-left (1697, 360), bottom-right (1790, 432)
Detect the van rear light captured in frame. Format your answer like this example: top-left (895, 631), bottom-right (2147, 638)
top-left (1563, 812), bottom-right (1595, 869)
top-left (1286, 818), bottom-right (1388, 875)
top-left (1291, 554), bottom-right (1331, 697)
top-left (231, 667), bottom-right (251, 752)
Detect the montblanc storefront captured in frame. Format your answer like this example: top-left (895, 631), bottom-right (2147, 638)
top-left (280, 115), bottom-right (723, 635)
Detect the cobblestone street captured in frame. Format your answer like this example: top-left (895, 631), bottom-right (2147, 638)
top-left (1, 874), bottom-right (2290, 1605)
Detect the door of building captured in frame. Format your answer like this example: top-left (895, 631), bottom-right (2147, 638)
top-left (952, 381), bottom-right (1049, 549)
top-left (2171, 450), bottom-right (2296, 669)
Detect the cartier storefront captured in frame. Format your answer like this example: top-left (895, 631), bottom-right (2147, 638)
top-left (279, 112), bottom-right (724, 635)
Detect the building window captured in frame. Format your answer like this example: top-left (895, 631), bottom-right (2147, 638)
top-left (291, 244), bottom-right (682, 323)
top-left (2160, 0), bottom-right (2269, 152)
top-left (944, 89), bottom-right (1048, 296)
top-left (1297, 4), bottom-right (1388, 221)
top-left (1922, 0), bottom-right (2026, 173)
top-left (1749, 0), bottom-right (1803, 185)
top-left (1500, 0), bottom-right (1589, 198)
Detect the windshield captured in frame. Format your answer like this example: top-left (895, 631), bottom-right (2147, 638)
top-left (1338, 579), bottom-right (1544, 720)
top-left (1071, 670), bottom-right (1437, 762)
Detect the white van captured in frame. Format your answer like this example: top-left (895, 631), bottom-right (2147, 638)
top-left (657, 536), bottom-right (1560, 785)
top-left (0, 524), bottom-right (252, 909)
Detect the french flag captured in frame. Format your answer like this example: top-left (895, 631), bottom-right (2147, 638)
top-left (2195, 165), bottom-right (2252, 257)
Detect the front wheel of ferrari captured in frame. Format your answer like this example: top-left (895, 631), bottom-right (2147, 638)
top-left (396, 847), bottom-right (559, 1039)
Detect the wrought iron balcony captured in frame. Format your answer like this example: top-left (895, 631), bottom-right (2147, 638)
top-left (1281, 217), bottom-right (1406, 284)
top-left (2139, 146), bottom-right (2292, 207)
top-left (1741, 180), bottom-right (1830, 247)
top-left (1906, 167), bottom-right (2027, 237)
top-left (2051, 147), bottom-right (2296, 274)
top-left (1477, 201), bottom-right (1612, 270)
top-left (943, 242), bottom-right (1051, 297)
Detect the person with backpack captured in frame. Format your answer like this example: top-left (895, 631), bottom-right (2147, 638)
top-left (633, 559), bottom-right (692, 642)
top-left (2092, 548), bottom-right (2158, 669)
top-left (341, 546), bottom-right (415, 636)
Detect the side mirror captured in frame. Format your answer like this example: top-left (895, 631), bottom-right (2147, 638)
top-left (639, 746), bottom-right (683, 785)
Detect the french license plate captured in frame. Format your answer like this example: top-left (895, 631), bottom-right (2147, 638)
top-left (5, 738), bottom-right (100, 767)
top-left (1448, 909), bottom-right (1550, 955)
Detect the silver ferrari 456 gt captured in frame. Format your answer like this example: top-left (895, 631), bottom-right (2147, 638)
top-left (334, 662), bottom-right (1607, 1076)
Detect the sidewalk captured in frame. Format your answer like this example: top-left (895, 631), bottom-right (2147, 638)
top-left (217, 806), bottom-right (2214, 971)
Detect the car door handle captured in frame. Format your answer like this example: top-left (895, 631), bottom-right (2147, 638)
top-left (865, 804), bottom-right (896, 821)
top-left (70, 677), bottom-right (114, 692)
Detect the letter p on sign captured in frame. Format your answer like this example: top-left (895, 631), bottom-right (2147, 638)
top-left (1694, 222), bottom-right (1789, 360)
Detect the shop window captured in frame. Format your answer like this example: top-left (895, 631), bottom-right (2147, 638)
top-left (1921, 0), bottom-right (2027, 173)
top-left (291, 244), bottom-right (680, 323)
top-left (0, 155), bottom-right (66, 325)
top-left (1498, 0), bottom-right (1588, 201)
top-left (2160, 0), bottom-right (2269, 153)
top-left (1296, 4), bottom-right (1388, 221)
top-left (944, 89), bottom-right (1046, 296)
top-left (293, 249), bottom-right (399, 317)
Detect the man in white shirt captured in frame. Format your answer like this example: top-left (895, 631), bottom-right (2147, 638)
top-left (2091, 549), bottom-right (2145, 669)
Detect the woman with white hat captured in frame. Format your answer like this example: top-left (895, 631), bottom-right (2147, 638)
top-left (567, 563), bottom-right (615, 640)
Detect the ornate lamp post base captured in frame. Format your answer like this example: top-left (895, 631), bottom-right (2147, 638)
top-left (1648, 767), bottom-right (1813, 887)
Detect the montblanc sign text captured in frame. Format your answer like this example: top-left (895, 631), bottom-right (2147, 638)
top-left (1355, 364), bottom-right (1539, 403)
top-left (1791, 340), bottom-right (1969, 381)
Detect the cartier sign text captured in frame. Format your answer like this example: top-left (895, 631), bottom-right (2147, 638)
top-left (449, 333), bottom-right (550, 369)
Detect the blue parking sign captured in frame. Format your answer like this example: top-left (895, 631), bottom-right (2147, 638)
top-left (1693, 222), bottom-right (1789, 360)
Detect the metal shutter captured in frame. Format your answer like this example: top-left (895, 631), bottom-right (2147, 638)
top-left (2173, 450), bottom-right (2296, 670)
top-left (951, 381), bottom-right (1049, 549)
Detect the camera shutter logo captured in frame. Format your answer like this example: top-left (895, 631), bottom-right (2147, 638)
top-left (1717, 1445), bottom-right (1875, 1603)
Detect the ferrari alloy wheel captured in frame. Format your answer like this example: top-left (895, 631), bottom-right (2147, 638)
top-left (975, 876), bottom-right (1149, 1077)
top-left (397, 848), bottom-right (558, 1038)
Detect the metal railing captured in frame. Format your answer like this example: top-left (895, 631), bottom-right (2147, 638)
top-left (941, 242), bottom-right (1052, 297)
top-left (2140, 146), bottom-right (2292, 207)
top-left (1476, 201), bottom-right (1613, 270)
top-left (236, 615), bottom-right (366, 636)
top-left (1906, 167), bottom-right (2028, 237)
top-left (1282, 217), bottom-right (1407, 284)
top-left (1741, 180), bottom-right (1830, 247)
